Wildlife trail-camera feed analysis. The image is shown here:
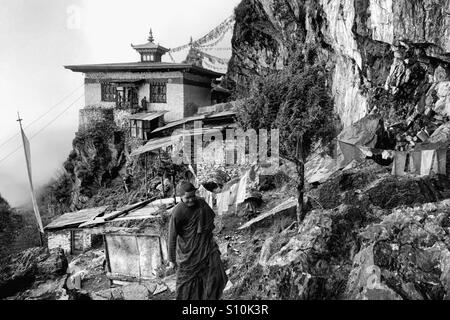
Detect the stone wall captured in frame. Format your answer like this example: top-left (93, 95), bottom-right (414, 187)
top-left (47, 229), bottom-right (93, 255)
top-left (47, 230), bottom-right (71, 255)
top-left (79, 107), bottom-right (115, 132)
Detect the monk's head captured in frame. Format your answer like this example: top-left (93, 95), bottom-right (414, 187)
top-left (180, 182), bottom-right (197, 207)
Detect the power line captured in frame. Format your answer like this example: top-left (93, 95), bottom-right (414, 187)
top-left (0, 94), bottom-right (84, 167)
top-left (0, 84), bottom-right (84, 149)
top-left (30, 94), bottom-right (84, 139)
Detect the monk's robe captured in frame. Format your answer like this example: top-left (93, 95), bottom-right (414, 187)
top-left (168, 198), bottom-right (228, 300)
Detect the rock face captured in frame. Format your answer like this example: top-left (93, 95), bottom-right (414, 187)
top-left (346, 201), bottom-right (450, 300)
top-left (0, 247), bottom-right (68, 299)
top-left (51, 120), bottom-right (126, 211)
top-left (226, 0), bottom-right (450, 129)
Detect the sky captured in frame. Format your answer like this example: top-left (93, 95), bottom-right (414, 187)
top-left (0, 0), bottom-right (240, 207)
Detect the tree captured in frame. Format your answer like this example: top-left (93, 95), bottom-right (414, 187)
top-left (236, 48), bottom-right (335, 228)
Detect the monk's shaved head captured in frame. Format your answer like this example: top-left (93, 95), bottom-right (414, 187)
top-left (179, 182), bottom-right (197, 195)
top-left (180, 182), bottom-right (197, 207)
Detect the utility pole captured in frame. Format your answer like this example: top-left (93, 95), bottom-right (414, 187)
top-left (17, 112), bottom-right (44, 246)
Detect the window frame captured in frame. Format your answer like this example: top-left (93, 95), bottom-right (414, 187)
top-left (101, 83), bottom-right (117, 102)
top-left (149, 81), bottom-right (167, 104)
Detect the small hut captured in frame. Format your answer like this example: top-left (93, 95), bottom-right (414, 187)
top-left (79, 198), bottom-right (179, 285)
top-left (45, 206), bottom-right (108, 255)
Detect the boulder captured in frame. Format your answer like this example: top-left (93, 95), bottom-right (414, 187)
top-left (153, 283), bottom-right (168, 296)
top-left (347, 200), bottom-right (450, 300)
top-left (345, 245), bottom-right (403, 300)
top-left (22, 277), bottom-right (69, 300)
top-left (37, 248), bottom-right (68, 276)
top-left (423, 121), bottom-right (450, 148)
top-left (122, 283), bottom-right (151, 300)
top-left (0, 247), bottom-right (68, 299)
top-left (432, 82), bottom-right (450, 117)
top-left (90, 287), bottom-right (124, 300)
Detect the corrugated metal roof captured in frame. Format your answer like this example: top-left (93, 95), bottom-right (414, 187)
top-left (113, 198), bottom-right (180, 222)
top-left (151, 115), bottom-right (207, 134)
top-left (130, 126), bottom-right (228, 157)
top-left (45, 206), bottom-right (108, 230)
top-left (130, 135), bottom-right (177, 157)
top-left (128, 111), bottom-right (167, 121)
top-left (79, 198), bottom-right (179, 228)
top-left (206, 110), bottom-right (236, 119)
top-left (151, 111), bottom-right (235, 135)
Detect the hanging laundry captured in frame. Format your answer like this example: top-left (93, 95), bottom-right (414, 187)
top-left (197, 185), bottom-right (214, 208)
top-left (436, 149), bottom-right (447, 175)
top-left (235, 170), bottom-right (248, 206)
top-left (409, 151), bottom-right (422, 174)
top-left (216, 191), bottom-right (228, 216)
top-left (392, 151), bottom-right (407, 176)
top-left (228, 183), bottom-right (239, 206)
top-left (420, 150), bottom-right (435, 176)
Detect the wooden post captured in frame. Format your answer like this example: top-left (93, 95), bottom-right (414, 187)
top-left (103, 235), bottom-right (113, 286)
top-left (296, 132), bottom-right (305, 230)
top-left (172, 174), bottom-right (177, 204)
top-left (144, 153), bottom-right (148, 196)
top-left (159, 150), bottom-right (165, 199)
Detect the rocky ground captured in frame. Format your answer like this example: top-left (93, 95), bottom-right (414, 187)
top-left (3, 159), bottom-right (450, 300)
top-left (222, 160), bottom-right (450, 300)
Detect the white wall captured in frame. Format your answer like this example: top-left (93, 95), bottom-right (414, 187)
top-left (47, 230), bottom-right (71, 255)
top-left (148, 82), bottom-right (184, 122)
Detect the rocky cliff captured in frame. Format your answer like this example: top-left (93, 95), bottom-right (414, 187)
top-left (225, 0), bottom-right (450, 129)
top-left (38, 120), bottom-right (127, 213)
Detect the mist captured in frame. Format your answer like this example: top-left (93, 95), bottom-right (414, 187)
top-left (0, 0), bottom-right (239, 207)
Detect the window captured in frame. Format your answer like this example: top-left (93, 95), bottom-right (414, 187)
top-left (116, 87), bottom-right (138, 109)
top-left (150, 82), bottom-right (167, 103)
top-left (101, 83), bottom-right (117, 102)
top-left (130, 120), bottom-right (137, 138)
top-left (142, 54), bottom-right (152, 62)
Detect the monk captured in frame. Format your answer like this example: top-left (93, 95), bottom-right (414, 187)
top-left (168, 182), bottom-right (228, 300)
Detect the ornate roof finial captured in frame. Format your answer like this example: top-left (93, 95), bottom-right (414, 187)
top-left (148, 28), bottom-right (154, 42)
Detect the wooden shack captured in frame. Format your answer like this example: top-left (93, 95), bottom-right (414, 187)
top-left (45, 206), bottom-right (108, 255)
top-left (80, 198), bottom-right (179, 285)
